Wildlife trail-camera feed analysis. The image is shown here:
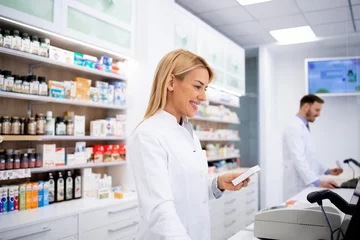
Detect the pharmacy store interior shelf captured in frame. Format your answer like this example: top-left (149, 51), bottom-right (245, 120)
top-left (207, 153), bottom-right (240, 162)
top-left (30, 161), bottom-right (126, 173)
top-left (191, 116), bottom-right (240, 124)
top-left (208, 99), bottom-right (240, 108)
top-left (0, 47), bottom-right (127, 81)
top-left (0, 91), bottom-right (127, 110)
top-left (0, 135), bottom-right (125, 142)
top-left (199, 137), bottom-right (240, 142)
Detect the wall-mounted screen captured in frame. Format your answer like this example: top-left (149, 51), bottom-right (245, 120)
top-left (306, 57), bottom-right (360, 96)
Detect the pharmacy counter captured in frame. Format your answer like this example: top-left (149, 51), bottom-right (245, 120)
top-left (0, 194), bottom-right (139, 240)
top-left (228, 187), bottom-right (354, 240)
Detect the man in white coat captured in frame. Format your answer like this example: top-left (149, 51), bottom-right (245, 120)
top-left (283, 94), bottom-right (343, 200)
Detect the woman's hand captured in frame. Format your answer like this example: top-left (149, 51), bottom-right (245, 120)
top-left (218, 172), bottom-right (250, 191)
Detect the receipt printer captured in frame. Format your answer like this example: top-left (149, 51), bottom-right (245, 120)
top-left (254, 203), bottom-right (341, 240)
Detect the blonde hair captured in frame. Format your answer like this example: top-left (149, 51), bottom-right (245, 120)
top-left (142, 49), bottom-right (214, 122)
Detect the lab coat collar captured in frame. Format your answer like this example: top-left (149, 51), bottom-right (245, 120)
top-left (296, 113), bottom-right (308, 127)
top-left (156, 110), bottom-right (194, 138)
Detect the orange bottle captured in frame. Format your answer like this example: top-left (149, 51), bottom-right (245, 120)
top-left (25, 183), bottom-right (32, 210)
top-left (32, 182), bottom-right (38, 209)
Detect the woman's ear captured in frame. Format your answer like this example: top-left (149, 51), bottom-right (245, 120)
top-left (167, 74), bottom-right (175, 92)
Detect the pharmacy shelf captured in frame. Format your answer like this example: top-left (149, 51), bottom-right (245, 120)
top-left (199, 138), bottom-right (240, 142)
top-left (31, 161), bottom-right (126, 173)
top-left (0, 47), bottom-right (127, 81)
top-left (0, 91), bottom-right (126, 110)
top-left (209, 99), bottom-right (240, 108)
top-left (191, 116), bottom-right (240, 124)
top-left (0, 135), bottom-right (125, 141)
top-left (41, 136), bottom-right (125, 141)
top-left (207, 154), bottom-right (240, 162)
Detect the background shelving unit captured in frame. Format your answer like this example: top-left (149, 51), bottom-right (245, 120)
top-left (0, 135), bottom-right (126, 142)
top-left (30, 161), bottom-right (126, 173)
top-left (0, 91), bottom-right (127, 110)
top-left (0, 16), bottom-right (129, 185)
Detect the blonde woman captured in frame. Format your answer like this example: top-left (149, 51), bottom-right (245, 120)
top-left (128, 49), bottom-right (250, 240)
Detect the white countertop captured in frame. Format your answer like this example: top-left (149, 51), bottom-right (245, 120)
top-left (0, 194), bottom-right (138, 232)
top-left (228, 187), bottom-right (355, 240)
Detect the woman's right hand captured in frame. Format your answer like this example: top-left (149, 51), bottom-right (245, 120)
top-left (218, 172), bottom-right (250, 191)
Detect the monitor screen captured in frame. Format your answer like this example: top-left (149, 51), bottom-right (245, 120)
top-left (306, 57), bottom-right (360, 95)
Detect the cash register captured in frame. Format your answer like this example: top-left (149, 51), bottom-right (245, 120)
top-left (254, 179), bottom-right (360, 240)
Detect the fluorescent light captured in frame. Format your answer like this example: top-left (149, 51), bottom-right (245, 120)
top-left (237, 0), bottom-right (272, 5)
top-left (270, 26), bottom-right (316, 44)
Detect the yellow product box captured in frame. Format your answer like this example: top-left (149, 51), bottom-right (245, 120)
top-left (75, 77), bottom-right (91, 101)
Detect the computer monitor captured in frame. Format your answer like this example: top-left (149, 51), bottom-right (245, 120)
top-left (339, 179), bottom-right (360, 239)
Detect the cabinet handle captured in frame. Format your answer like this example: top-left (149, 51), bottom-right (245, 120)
top-left (224, 208), bottom-right (236, 215)
top-left (224, 198), bottom-right (236, 205)
top-left (108, 205), bottom-right (138, 215)
top-left (246, 190), bottom-right (255, 195)
top-left (3, 227), bottom-right (51, 240)
top-left (224, 220), bottom-right (236, 228)
top-left (108, 221), bottom-right (139, 234)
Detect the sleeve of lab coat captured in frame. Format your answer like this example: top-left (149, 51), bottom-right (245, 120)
top-left (283, 126), bottom-right (319, 185)
top-left (128, 130), bottom-right (191, 240)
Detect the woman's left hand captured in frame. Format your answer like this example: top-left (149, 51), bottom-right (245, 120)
top-left (218, 172), bottom-right (250, 191)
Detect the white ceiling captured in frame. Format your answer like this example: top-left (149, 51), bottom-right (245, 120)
top-left (175, 0), bottom-right (360, 48)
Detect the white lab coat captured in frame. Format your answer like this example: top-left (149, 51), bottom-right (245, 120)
top-left (128, 110), bottom-right (216, 240)
top-left (282, 116), bottom-right (327, 200)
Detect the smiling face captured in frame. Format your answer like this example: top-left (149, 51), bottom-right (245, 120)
top-left (166, 67), bottom-right (210, 121)
top-left (304, 101), bottom-right (323, 122)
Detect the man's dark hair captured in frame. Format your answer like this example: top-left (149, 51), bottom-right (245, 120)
top-left (300, 94), bottom-right (324, 107)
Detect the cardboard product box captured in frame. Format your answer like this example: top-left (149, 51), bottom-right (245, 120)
top-left (36, 144), bottom-right (56, 167)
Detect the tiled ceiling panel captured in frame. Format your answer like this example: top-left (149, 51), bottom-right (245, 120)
top-left (353, 5), bottom-right (360, 19)
top-left (175, 0), bottom-right (360, 47)
top-left (304, 7), bottom-right (351, 25)
top-left (233, 33), bottom-right (276, 46)
top-left (175, 0), bottom-right (239, 14)
top-left (259, 14), bottom-right (307, 30)
top-left (243, 0), bottom-right (300, 19)
top-left (199, 6), bottom-right (253, 26)
top-left (312, 21), bottom-right (354, 37)
top-left (296, 0), bottom-right (349, 12)
top-left (220, 21), bottom-right (267, 36)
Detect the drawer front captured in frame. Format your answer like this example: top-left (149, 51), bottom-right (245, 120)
top-left (83, 218), bottom-right (138, 240)
top-left (81, 202), bottom-right (139, 231)
top-left (210, 212), bottom-right (224, 228)
top-left (0, 215), bottom-right (77, 240)
top-left (60, 235), bottom-right (78, 240)
top-left (223, 218), bottom-right (238, 239)
top-left (245, 196), bottom-right (258, 209)
top-left (224, 206), bottom-right (237, 223)
top-left (209, 198), bottom-right (223, 216)
top-left (210, 228), bottom-right (224, 240)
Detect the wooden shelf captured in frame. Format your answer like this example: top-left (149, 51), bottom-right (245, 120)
top-left (207, 154), bottom-right (240, 162)
top-left (0, 91), bottom-right (126, 110)
top-left (31, 161), bottom-right (126, 173)
top-left (0, 135), bottom-right (125, 142)
top-left (0, 47), bottom-right (127, 81)
top-left (191, 116), bottom-right (240, 124)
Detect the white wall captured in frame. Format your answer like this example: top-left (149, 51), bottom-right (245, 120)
top-left (110, 0), bottom-right (176, 188)
top-left (259, 43), bottom-right (360, 208)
